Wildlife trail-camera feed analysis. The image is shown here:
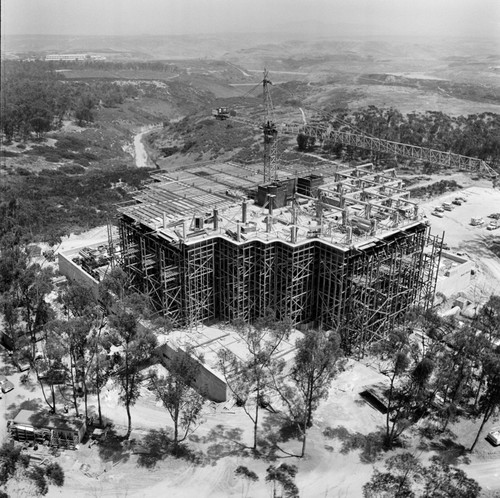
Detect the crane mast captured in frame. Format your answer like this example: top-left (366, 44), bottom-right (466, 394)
top-left (262, 69), bottom-right (278, 183)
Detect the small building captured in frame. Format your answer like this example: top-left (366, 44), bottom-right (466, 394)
top-left (435, 252), bottom-right (474, 296)
top-left (8, 409), bottom-right (86, 449)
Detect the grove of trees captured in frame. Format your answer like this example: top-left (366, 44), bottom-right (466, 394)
top-left (1, 60), bottom-right (140, 141)
top-left (2, 212), bottom-right (499, 494)
top-left (321, 106), bottom-right (500, 171)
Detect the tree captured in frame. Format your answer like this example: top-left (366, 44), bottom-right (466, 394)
top-left (363, 452), bottom-right (480, 498)
top-left (423, 456), bottom-right (481, 497)
top-left (149, 349), bottom-right (205, 454)
top-left (373, 329), bottom-right (435, 449)
top-left (470, 349), bottom-right (500, 452)
top-left (87, 338), bottom-right (113, 427)
top-left (33, 321), bottom-right (67, 413)
top-left (30, 116), bottom-right (52, 138)
top-left (296, 133), bottom-right (315, 151)
top-left (74, 94), bottom-right (95, 126)
top-left (109, 307), bottom-right (158, 438)
top-left (234, 465), bottom-right (259, 498)
top-left (265, 463), bottom-right (299, 498)
top-left (272, 329), bottom-right (344, 457)
top-left (432, 326), bottom-right (488, 431)
top-left (363, 452), bottom-right (420, 498)
top-left (0, 441), bottom-right (30, 486)
top-left (44, 462), bottom-right (64, 487)
top-left (16, 263), bottom-right (55, 350)
top-left (218, 311), bottom-right (292, 451)
top-left (57, 280), bottom-right (106, 419)
top-left (0, 440), bottom-right (63, 496)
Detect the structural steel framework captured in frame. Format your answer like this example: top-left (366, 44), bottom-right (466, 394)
top-left (281, 124), bottom-right (497, 178)
top-left (118, 160), bottom-right (442, 352)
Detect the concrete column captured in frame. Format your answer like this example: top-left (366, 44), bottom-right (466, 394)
top-left (213, 208), bottom-right (219, 230)
top-left (346, 226), bottom-right (352, 244)
top-left (242, 200), bottom-right (247, 224)
top-left (268, 194), bottom-right (275, 216)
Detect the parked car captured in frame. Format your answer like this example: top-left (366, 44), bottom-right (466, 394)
top-left (0, 376), bottom-right (14, 394)
top-left (487, 222), bottom-right (499, 231)
top-left (471, 217), bottom-right (485, 226)
top-left (452, 200), bottom-right (462, 206)
top-left (432, 211), bottom-right (444, 218)
top-left (435, 206), bottom-right (444, 212)
top-left (14, 358), bottom-right (30, 372)
top-left (486, 427), bottom-right (500, 446)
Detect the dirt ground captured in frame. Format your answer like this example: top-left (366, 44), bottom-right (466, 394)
top-left (3, 177), bottom-right (500, 497)
top-left (418, 178), bottom-right (500, 301)
top-left (1, 350), bottom-right (500, 498)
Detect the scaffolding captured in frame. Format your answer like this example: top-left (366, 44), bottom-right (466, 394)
top-left (116, 162), bottom-right (441, 353)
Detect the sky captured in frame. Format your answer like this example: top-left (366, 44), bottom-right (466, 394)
top-left (1, 0), bottom-right (499, 38)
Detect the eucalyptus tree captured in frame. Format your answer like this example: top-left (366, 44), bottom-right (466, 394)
top-left (272, 329), bottom-right (344, 457)
top-left (108, 307), bottom-right (157, 438)
top-left (218, 310), bottom-right (292, 452)
top-left (148, 350), bottom-right (205, 454)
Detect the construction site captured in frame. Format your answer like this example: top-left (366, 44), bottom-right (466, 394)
top-left (114, 161), bottom-right (441, 352)
top-left (58, 72), bottom-right (500, 355)
top-left (60, 71), bottom-right (500, 353)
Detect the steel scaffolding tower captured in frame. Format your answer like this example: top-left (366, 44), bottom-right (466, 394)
top-left (117, 163), bottom-right (441, 352)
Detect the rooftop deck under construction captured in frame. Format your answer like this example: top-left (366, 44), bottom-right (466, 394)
top-left (118, 161), bottom-right (441, 352)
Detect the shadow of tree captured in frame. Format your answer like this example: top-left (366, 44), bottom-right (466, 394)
top-left (206, 440), bottom-right (250, 463)
top-left (0, 362), bottom-right (16, 376)
top-left (418, 436), bottom-right (470, 466)
top-left (198, 424), bottom-right (250, 463)
top-left (96, 427), bottom-right (130, 465)
top-left (135, 428), bottom-right (204, 468)
top-left (323, 425), bottom-right (386, 463)
top-left (18, 373), bottom-right (38, 392)
top-left (201, 424), bottom-right (244, 445)
top-left (259, 412), bottom-right (303, 461)
top-left (5, 399), bottom-right (44, 421)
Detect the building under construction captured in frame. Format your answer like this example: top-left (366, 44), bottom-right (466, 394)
top-left (117, 160), bottom-right (442, 352)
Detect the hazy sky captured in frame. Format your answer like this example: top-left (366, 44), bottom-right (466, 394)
top-left (1, 0), bottom-right (499, 38)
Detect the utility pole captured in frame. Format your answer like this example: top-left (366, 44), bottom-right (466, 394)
top-left (263, 69), bottom-right (278, 183)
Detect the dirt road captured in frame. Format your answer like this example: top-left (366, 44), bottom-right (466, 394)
top-left (134, 124), bottom-right (162, 168)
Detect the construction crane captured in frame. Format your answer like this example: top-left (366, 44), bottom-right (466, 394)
top-left (213, 69), bottom-right (280, 183)
top-left (262, 69), bottom-right (279, 183)
top-left (288, 122), bottom-right (498, 180)
top-left (214, 71), bottom-right (498, 182)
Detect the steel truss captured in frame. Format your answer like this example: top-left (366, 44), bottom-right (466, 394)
top-left (282, 124), bottom-right (496, 178)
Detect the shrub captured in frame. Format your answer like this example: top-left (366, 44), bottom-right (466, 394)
top-left (160, 146), bottom-right (180, 157)
top-left (0, 150), bottom-right (18, 157)
top-left (16, 167), bottom-right (32, 176)
top-left (60, 164), bottom-right (86, 175)
top-left (45, 462), bottom-right (64, 486)
top-left (182, 140), bottom-right (196, 153)
top-left (55, 135), bottom-right (86, 151)
top-left (27, 466), bottom-right (48, 495)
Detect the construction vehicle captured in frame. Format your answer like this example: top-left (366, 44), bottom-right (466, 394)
top-left (212, 107), bottom-right (230, 120)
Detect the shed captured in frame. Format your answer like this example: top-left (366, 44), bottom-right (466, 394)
top-left (8, 409), bottom-right (86, 449)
